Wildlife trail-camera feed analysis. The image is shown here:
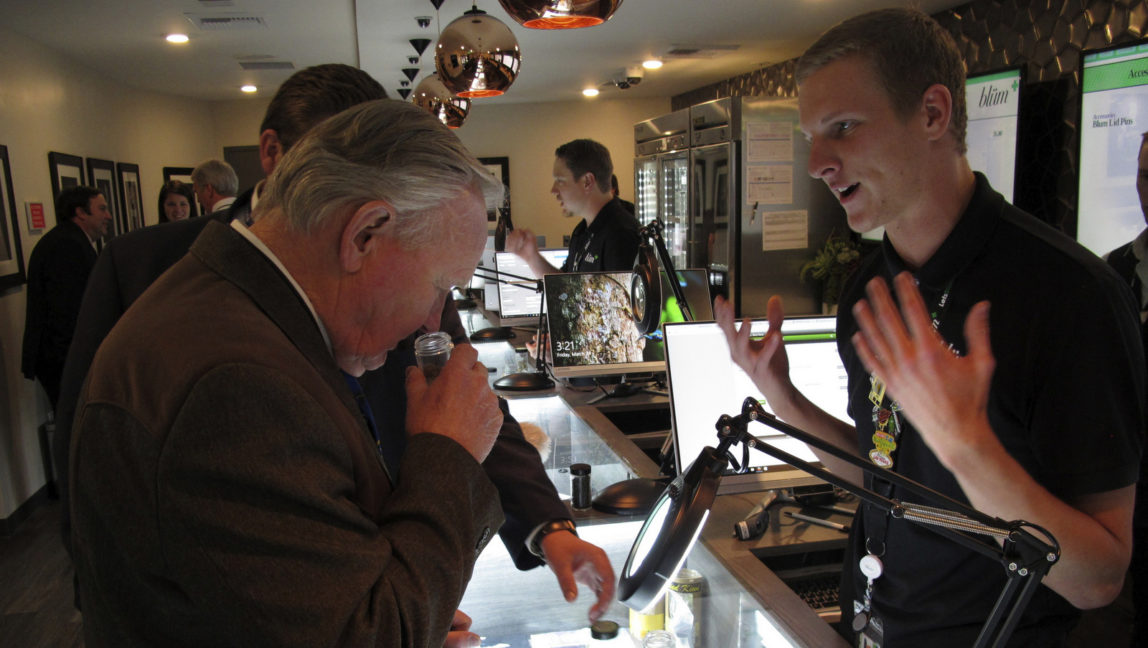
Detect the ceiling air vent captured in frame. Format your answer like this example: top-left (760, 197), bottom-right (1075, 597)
top-left (185, 13), bottom-right (268, 30)
top-left (665, 44), bottom-right (740, 59)
top-left (239, 61), bottom-right (295, 71)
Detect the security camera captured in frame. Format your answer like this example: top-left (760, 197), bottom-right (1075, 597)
top-left (416, 16), bottom-right (432, 28)
top-left (614, 66), bottom-right (643, 89)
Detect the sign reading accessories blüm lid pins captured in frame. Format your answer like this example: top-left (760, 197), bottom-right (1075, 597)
top-left (1078, 40), bottom-right (1148, 258)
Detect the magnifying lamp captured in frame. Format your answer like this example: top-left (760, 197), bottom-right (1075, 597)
top-left (617, 444), bottom-right (726, 611)
top-left (630, 218), bottom-right (693, 335)
top-left (618, 397), bottom-right (1061, 648)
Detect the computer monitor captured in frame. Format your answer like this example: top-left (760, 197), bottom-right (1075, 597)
top-left (493, 249), bottom-right (569, 326)
top-left (1077, 39), bottom-right (1148, 257)
top-left (543, 269), bottom-right (713, 380)
top-left (664, 316), bottom-right (847, 494)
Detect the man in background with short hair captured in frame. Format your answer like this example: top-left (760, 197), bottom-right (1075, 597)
top-left (21, 185), bottom-right (110, 408)
top-left (506, 138), bottom-right (640, 276)
top-left (190, 158), bottom-right (238, 219)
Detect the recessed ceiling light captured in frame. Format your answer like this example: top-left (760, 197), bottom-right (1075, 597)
top-left (166, 33), bottom-right (190, 44)
top-left (642, 59), bottom-right (663, 70)
top-left (240, 85), bottom-right (258, 93)
top-left (582, 87), bottom-right (600, 97)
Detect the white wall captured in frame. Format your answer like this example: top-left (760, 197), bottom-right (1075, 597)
top-left (209, 98), bottom-right (270, 152)
top-left (0, 26), bottom-right (221, 519)
top-left (456, 97), bottom-right (669, 247)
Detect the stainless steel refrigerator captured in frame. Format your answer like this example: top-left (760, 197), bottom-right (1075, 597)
top-left (687, 97), bottom-right (845, 317)
top-left (633, 108), bottom-right (690, 270)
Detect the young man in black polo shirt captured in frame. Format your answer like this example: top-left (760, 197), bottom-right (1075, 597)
top-left (717, 8), bottom-right (1144, 646)
top-left (506, 138), bottom-right (640, 275)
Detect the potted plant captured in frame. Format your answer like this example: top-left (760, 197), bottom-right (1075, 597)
top-left (800, 231), bottom-right (862, 313)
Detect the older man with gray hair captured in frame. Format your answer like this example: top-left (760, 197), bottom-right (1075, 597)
top-left (190, 158), bottom-right (239, 218)
top-left (70, 100), bottom-right (506, 648)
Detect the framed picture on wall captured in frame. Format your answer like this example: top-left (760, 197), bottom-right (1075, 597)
top-left (0, 145), bottom-right (26, 290)
top-left (48, 151), bottom-right (84, 199)
top-left (163, 166), bottom-right (202, 216)
top-left (478, 156), bottom-right (510, 224)
top-left (117, 162), bottom-right (144, 232)
top-left (87, 157), bottom-right (123, 238)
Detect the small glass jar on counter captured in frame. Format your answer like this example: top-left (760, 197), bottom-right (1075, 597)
top-left (642, 629), bottom-right (678, 647)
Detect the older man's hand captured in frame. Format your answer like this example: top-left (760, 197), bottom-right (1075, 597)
top-left (406, 343), bottom-right (502, 462)
top-left (541, 530), bottom-right (616, 622)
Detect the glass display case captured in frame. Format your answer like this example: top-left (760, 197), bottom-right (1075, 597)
top-left (450, 384), bottom-right (848, 648)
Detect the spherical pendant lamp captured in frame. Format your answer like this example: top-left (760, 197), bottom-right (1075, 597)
top-left (435, 6), bottom-right (521, 98)
top-left (412, 73), bottom-right (471, 129)
top-left (498, 0), bottom-right (622, 30)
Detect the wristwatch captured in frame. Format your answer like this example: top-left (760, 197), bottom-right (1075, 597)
top-left (528, 519), bottom-right (578, 561)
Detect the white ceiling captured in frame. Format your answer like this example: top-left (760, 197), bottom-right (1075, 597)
top-left (0, 0), bottom-right (966, 104)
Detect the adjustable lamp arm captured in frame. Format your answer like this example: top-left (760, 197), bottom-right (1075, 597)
top-left (723, 397), bottom-right (1060, 648)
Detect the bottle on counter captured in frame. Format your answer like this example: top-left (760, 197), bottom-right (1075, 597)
top-left (570, 463), bottom-right (592, 510)
top-left (665, 568), bottom-right (706, 647)
top-left (629, 594), bottom-right (665, 645)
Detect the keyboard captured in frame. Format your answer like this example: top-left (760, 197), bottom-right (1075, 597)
top-left (780, 570), bottom-right (842, 623)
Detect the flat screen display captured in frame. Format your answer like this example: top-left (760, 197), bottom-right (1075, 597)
top-left (543, 269), bottom-right (713, 379)
top-left (664, 316), bottom-right (846, 493)
top-left (965, 67), bottom-right (1022, 203)
top-left (1077, 40), bottom-right (1148, 257)
top-left (493, 249), bottom-right (569, 324)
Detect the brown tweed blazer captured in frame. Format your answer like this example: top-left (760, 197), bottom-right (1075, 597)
top-left (70, 220), bottom-right (503, 648)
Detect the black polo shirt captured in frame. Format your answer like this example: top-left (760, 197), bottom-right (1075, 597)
top-left (561, 198), bottom-right (641, 273)
top-left (834, 173), bottom-right (1145, 646)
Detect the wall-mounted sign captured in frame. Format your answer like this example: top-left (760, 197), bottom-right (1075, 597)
top-left (26, 201), bottom-right (45, 232)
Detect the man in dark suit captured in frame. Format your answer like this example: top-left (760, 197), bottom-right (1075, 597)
top-left (71, 100), bottom-right (511, 648)
top-left (58, 63), bottom-right (614, 633)
top-left (21, 185), bottom-right (110, 408)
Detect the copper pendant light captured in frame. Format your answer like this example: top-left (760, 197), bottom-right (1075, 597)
top-left (498, 0), bottom-right (622, 30)
top-left (412, 73), bottom-right (472, 128)
top-left (435, 5), bottom-right (521, 98)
